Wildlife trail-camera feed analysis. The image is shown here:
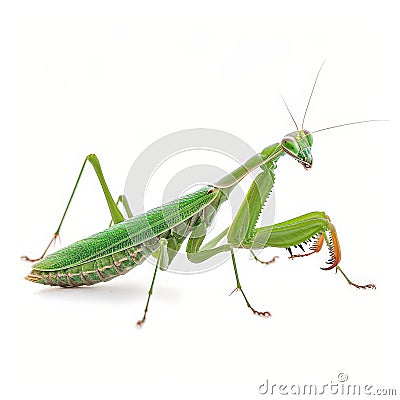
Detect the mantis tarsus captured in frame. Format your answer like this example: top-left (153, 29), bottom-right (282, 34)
top-left (23, 64), bottom-right (379, 326)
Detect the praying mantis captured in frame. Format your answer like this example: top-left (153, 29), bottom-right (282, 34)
top-left (23, 64), bottom-right (379, 326)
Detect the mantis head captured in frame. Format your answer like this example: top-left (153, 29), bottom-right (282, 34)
top-left (278, 61), bottom-right (380, 171)
top-left (278, 61), bottom-right (323, 171)
top-left (281, 130), bottom-right (313, 170)
top-left (279, 61), bottom-right (386, 172)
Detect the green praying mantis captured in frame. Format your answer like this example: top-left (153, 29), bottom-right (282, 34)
top-left (23, 64), bottom-right (380, 326)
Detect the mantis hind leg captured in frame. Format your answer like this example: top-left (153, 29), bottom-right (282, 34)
top-left (108, 194), bottom-right (133, 227)
top-left (22, 154), bottom-right (125, 262)
top-left (245, 212), bottom-right (375, 290)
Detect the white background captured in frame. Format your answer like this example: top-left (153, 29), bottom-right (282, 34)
top-left (3, 1), bottom-right (399, 399)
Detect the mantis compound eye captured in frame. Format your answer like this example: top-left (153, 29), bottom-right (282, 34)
top-left (305, 132), bottom-right (313, 146)
top-left (281, 137), bottom-right (299, 156)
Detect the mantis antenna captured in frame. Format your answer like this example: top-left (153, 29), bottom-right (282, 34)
top-left (313, 119), bottom-right (390, 133)
top-left (302, 60), bottom-right (326, 130)
top-left (281, 95), bottom-right (299, 131)
top-left (281, 60), bottom-right (326, 132)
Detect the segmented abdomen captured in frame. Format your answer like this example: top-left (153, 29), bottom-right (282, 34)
top-left (26, 237), bottom-right (160, 287)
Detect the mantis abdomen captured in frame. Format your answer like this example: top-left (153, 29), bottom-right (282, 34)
top-left (26, 237), bottom-right (160, 287)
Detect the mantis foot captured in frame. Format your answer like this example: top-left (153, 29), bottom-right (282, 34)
top-left (136, 318), bottom-right (146, 328)
top-left (21, 233), bottom-right (60, 262)
top-left (335, 266), bottom-right (376, 290)
top-left (249, 306), bottom-right (272, 318)
top-left (250, 251), bottom-right (279, 266)
top-left (229, 287), bottom-right (271, 318)
top-left (348, 282), bottom-right (376, 290)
